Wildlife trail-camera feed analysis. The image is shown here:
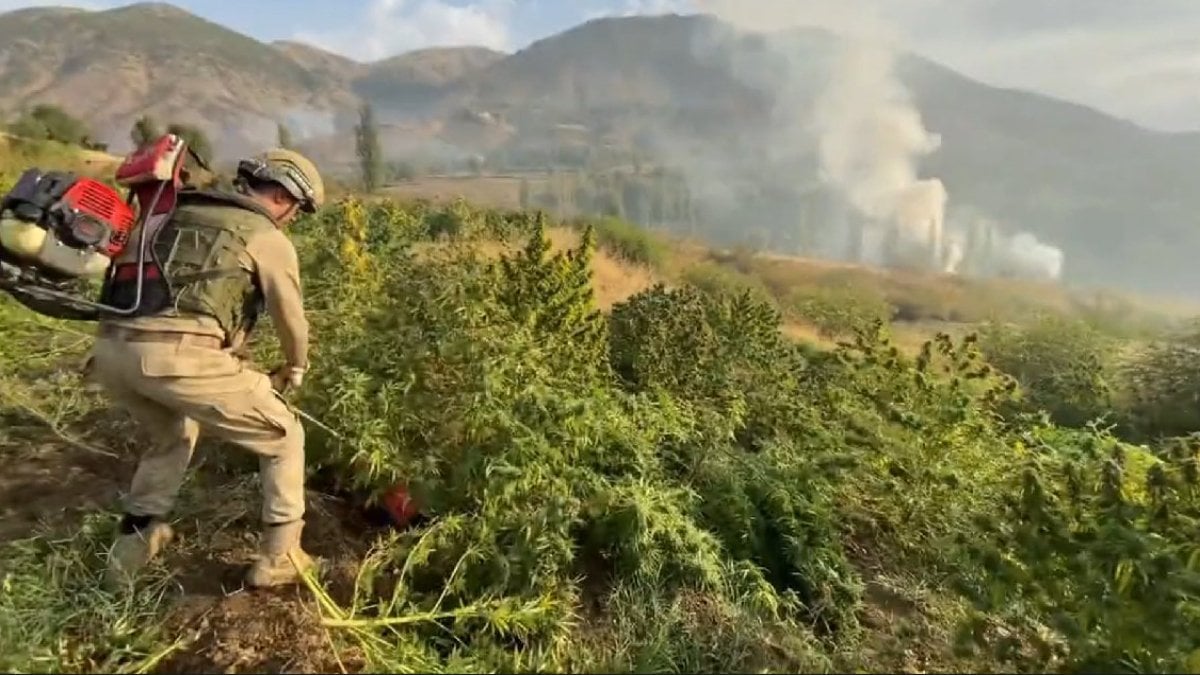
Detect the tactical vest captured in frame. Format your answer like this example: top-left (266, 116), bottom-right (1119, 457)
top-left (100, 189), bottom-right (278, 340)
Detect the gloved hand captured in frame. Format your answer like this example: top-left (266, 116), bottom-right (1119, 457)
top-left (269, 364), bottom-right (305, 394)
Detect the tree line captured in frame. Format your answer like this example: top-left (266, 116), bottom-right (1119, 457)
top-left (519, 168), bottom-right (700, 234)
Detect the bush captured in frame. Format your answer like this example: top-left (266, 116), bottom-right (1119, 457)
top-left (681, 261), bottom-right (773, 304)
top-left (785, 284), bottom-right (891, 339)
top-left (979, 314), bottom-right (1118, 428)
top-left (7, 193), bottom-right (1200, 672)
top-left (166, 122), bottom-right (213, 165)
top-left (953, 426), bottom-right (1200, 673)
top-left (1120, 319), bottom-right (1200, 439)
top-left (7, 104), bottom-right (92, 147)
top-left (282, 200), bottom-right (1058, 669)
top-left (574, 215), bottom-right (667, 268)
top-left (284, 200), bottom-right (838, 670)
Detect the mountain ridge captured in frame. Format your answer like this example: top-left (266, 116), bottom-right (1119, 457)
top-left (0, 2), bottom-right (1194, 294)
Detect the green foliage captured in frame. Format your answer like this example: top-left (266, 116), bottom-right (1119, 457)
top-left (496, 220), bottom-right (608, 368)
top-left (8, 104), bottom-right (94, 148)
top-left (7, 192), bottom-right (1200, 672)
top-left (533, 167), bottom-right (697, 231)
top-left (953, 427), bottom-right (1200, 672)
top-left (573, 215), bottom-right (667, 268)
top-left (681, 261), bottom-right (773, 304)
top-left (1071, 290), bottom-right (1178, 341)
top-left (0, 514), bottom-right (182, 673)
top-left (979, 315), bottom-right (1118, 428)
top-left (165, 122), bottom-right (212, 165)
top-left (355, 102), bottom-right (383, 193)
top-left (786, 284), bottom-right (892, 339)
top-left (1120, 320), bottom-right (1200, 439)
top-left (287, 199), bottom-right (850, 669)
top-left (129, 115), bottom-right (160, 148)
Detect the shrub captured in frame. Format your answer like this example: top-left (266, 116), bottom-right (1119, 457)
top-left (7, 104), bottom-right (92, 147)
top-left (681, 261), bottom-right (773, 304)
top-left (979, 314), bottom-right (1118, 428)
top-left (7, 193), bottom-right (1200, 673)
top-left (953, 426), bottom-right (1200, 673)
top-left (1120, 319), bottom-right (1200, 439)
top-left (165, 122), bottom-right (213, 166)
top-left (785, 284), bottom-right (891, 339)
top-left (574, 215), bottom-right (667, 269)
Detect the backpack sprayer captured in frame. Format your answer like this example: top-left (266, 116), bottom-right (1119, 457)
top-left (0, 138), bottom-right (421, 528)
top-left (0, 133), bottom-right (198, 321)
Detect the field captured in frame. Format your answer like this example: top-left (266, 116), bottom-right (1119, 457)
top-left (5, 139), bottom-right (1200, 673)
top-left (382, 174), bottom-right (539, 211)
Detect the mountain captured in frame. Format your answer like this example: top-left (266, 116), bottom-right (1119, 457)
top-left (0, 3), bottom-right (360, 157)
top-left (356, 46), bottom-right (505, 117)
top-left (898, 55), bottom-right (1200, 293)
top-left (272, 40), bottom-right (365, 83)
top-left (0, 3), bottom-right (1196, 294)
top-left (440, 15), bottom-right (1200, 293)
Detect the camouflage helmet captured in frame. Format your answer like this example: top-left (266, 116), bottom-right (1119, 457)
top-left (236, 148), bottom-right (325, 213)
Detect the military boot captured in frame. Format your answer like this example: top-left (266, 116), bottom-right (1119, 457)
top-left (245, 520), bottom-right (317, 588)
top-left (104, 517), bottom-right (174, 590)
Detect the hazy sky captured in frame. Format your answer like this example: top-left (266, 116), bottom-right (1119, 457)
top-left (0, 0), bottom-right (1194, 132)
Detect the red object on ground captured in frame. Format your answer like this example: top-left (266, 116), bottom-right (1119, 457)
top-left (382, 483), bottom-right (420, 527)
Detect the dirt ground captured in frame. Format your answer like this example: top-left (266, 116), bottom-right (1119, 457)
top-left (154, 484), bottom-right (375, 674)
top-left (0, 421), bottom-right (387, 674)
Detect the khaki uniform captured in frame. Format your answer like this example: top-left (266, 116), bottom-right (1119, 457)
top-left (91, 197), bottom-right (310, 525)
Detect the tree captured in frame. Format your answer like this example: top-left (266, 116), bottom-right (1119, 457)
top-left (390, 160), bottom-right (417, 181)
top-left (166, 122), bottom-right (213, 165)
top-left (130, 115), bottom-right (161, 148)
top-left (8, 104), bottom-right (91, 146)
top-left (519, 178), bottom-right (531, 209)
top-left (355, 102), bottom-right (383, 193)
top-left (277, 121), bottom-right (293, 149)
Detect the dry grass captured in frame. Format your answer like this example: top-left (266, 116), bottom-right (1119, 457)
top-left (0, 133), bottom-right (121, 179)
top-left (780, 322), bottom-right (837, 349)
top-left (547, 229), bottom-right (661, 310)
top-left (361, 173), bottom-right (1199, 332)
top-left (382, 174), bottom-right (547, 211)
top-left (414, 227), bottom-right (661, 313)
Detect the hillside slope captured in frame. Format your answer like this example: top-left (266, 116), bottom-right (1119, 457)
top-left (443, 15), bottom-right (1200, 294)
top-left (4, 193), bottom-right (1200, 673)
top-left (1, 4), bottom-right (1197, 294)
top-left (0, 3), bottom-right (361, 157)
top-left (356, 46), bottom-right (506, 117)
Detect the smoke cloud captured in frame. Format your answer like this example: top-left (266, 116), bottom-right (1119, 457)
top-left (280, 107), bottom-right (340, 141)
top-left (999, 231), bottom-right (1065, 281)
top-left (681, 0), bottom-right (1065, 282)
top-left (811, 42), bottom-right (946, 255)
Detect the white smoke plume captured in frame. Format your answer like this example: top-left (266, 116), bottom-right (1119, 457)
top-left (694, 0), bottom-right (950, 268)
top-left (810, 41), bottom-right (944, 233)
top-left (280, 107), bottom-right (340, 141)
top-left (998, 231), bottom-right (1065, 281)
top-left (947, 210), bottom-right (1066, 281)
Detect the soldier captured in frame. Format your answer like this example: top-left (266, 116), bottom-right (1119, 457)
top-left (89, 148), bottom-right (324, 589)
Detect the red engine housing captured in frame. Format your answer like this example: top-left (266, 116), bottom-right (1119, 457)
top-left (58, 178), bottom-right (136, 258)
top-left (1, 169), bottom-right (136, 260)
top-left (382, 482), bottom-right (421, 528)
